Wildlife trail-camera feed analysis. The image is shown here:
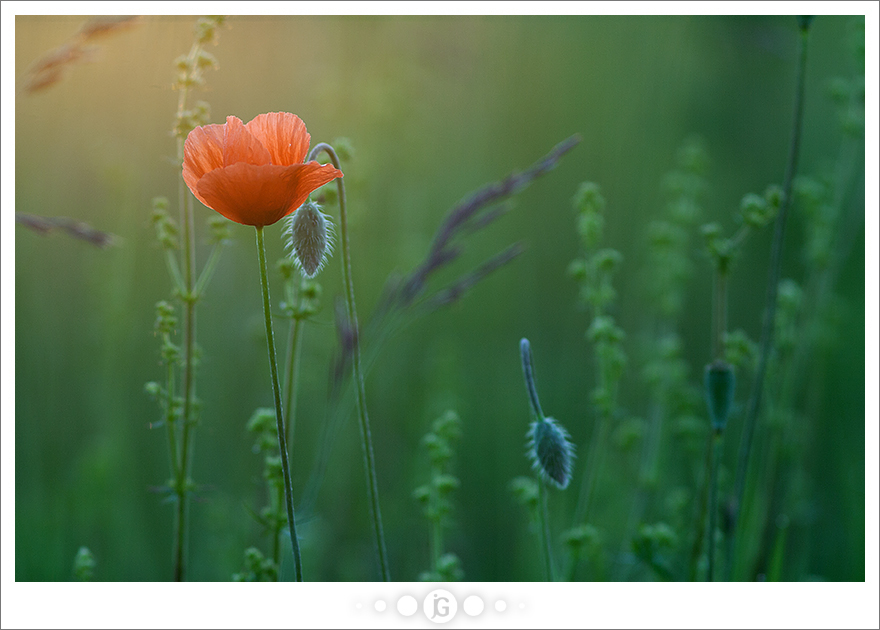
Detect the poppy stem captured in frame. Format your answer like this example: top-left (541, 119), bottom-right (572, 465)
top-left (308, 142), bottom-right (390, 581)
top-left (255, 225), bottom-right (303, 582)
top-left (520, 338), bottom-right (545, 421)
top-left (538, 476), bottom-right (555, 581)
top-left (729, 17), bottom-right (811, 579)
top-left (707, 428), bottom-right (723, 581)
top-left (173, 152), bottom-right (197, 584)
top-left (282, 312), bottom-right (304, 455)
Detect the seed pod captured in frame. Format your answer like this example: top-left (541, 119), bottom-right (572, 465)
top-left (704, 360), bottom-right (735, 431)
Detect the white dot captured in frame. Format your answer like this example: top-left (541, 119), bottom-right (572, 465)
top-left (355, 603), bottom-right (363, 610)
top-left (495, 600), bottom-right (507, 613)
top-left (397, 595), bottom-right (418, 616)
top-left (374, 600), bottom-right (387, 612)
top-left (519, 602), bottom-right (526, 610)
top-left (463, 595), bottom-right (484, 616)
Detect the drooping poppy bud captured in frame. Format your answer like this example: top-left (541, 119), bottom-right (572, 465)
top-left (527, 416), bottom-right (575, 490)
top-left (284, 201), bottom-right (334, 278)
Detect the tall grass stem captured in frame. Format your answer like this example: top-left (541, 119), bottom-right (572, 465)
top-left (282, 316), bottom-right (304, 452)
top-left (729, 19), bottom-right (811, 577)
top-left (707, 429), bottom-right (723, 581)
top-left (171, 43), bottom-right (199, 579)
top-left (538, 479), bottom-right (555, 581)
top-left (308, 143), bottom-right (390, 581)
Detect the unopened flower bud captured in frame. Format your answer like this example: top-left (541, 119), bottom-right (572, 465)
top-left (284, 201), bottom-right (334, 278)
top-left (528, 417), bottom-right (575, 489)
top-left (704, 360), bottom-right (735, 430)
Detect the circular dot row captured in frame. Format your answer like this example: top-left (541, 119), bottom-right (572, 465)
top-left (361, 596), bottom-right (519, 616)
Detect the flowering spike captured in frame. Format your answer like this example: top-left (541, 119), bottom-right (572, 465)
top-left (284, 201), bottom-right (335, 278)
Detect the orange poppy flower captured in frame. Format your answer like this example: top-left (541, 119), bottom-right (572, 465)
top-left (182, 112), bottom-right (343, 227)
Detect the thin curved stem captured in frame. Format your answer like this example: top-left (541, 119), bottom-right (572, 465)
top-left (520, 338), bottom-right (545, 420)
top-left (282, 315), bottom-right (304, 451)
top-left (163, 344), bottom-right (180, 482)
top-left (169, 40), bottom-right (202, 583)
top-left (164, 250), bottom-right (186, 297)
top-left (707, 429), bottom-right (723, 581)
top-left (712, 269), bottom-right (729, 361)
top-left (688, 431), bottom-right (714, 581)
top-left (256, 226), bottom-right (303, 582)
top-left (729, 19), bottom-right (811, 577)
top-left (538, 479), bottom-right (555, 581)
top-left (174, 146), bottom-right (196, 585)
top-left (573, 414), bottom-right (608, 527)
top-left (308, 142), bottom-right (390, 581)
top-left (193, 241), bottom-right (224, 299)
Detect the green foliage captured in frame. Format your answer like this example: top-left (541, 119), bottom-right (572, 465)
top-left (632, 523), bottom-right (678, 581)
top-left (646, 135), bottom-right (708, 317)
top-left (232, 547), bottom-right (278, 582)
top-left (415, 411), bottom-right (463, 581)
top-left (73, 547), bottom-right (96, 581)
top-left (510, 476), bottom-right (540, 513)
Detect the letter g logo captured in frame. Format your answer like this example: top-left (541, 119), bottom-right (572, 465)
top-left (423, 589), bottom-right (457, 623)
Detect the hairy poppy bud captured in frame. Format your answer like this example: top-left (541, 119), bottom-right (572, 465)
top-left (520, 338), bottom-right (575, 489)
top-left (284, 201), bottom-right (334, 278)
top-left (528, 416), bottom-right (575, 489)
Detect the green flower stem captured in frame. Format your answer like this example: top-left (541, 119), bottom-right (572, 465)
top-left (520, 338), bottom-right (545, 420)
top-left (271, 473), bottom-right (285, 577)
top-left (729, 18), bottom-right (811, 576)
top-left (163, 342), bottom-right (180, 481)
top-left (254, 226), bottom-right (303, 581)
top-left (308, 143), bottom-right (390, 581)
top-left (688, 431), bottom-right (714, 581)
top-left (169, 39), bottom-right (202, 584)
top-left (573, 413), bottom-right (608, 527)
top-left (164, 249), bottom-right (186, 297)
top-left (538, 479), bottom-right (555, 581)
top-left (276, 305), bottom-right (304, 577)
top-left (707, 429), bottom-right (723, 581)
top-left (282, 314), bottom-right (304, 450)
top-left (255, 226), bottom-right (303, 581)
top-left (171, 112), bottom-right (198, 581)
top-left (712, 268), bottom-right (729, 361)
top-left (193, 242), bottom-right (224, 299)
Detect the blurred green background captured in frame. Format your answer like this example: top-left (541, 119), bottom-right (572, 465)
top-left (14, 14), bottom-right (865, 581)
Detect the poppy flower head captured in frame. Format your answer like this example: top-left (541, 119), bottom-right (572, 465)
top-left (182, 112), bottom-right (343, 227)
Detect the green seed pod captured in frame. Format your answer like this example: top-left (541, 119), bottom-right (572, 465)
top-left (704, 360), bottom-right (735, 430)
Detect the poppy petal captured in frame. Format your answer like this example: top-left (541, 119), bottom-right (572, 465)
top-left (285, 162), bottom-right (345, 213)
top-left (182, 123), bottom-right (226, 206)
top-left (246, 112), bottom-right (311, 166)
top-left (222, 115), bottom-right (272, 167)
top-left (195, 162), bottom-right (300, 226)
